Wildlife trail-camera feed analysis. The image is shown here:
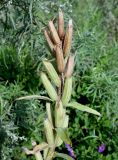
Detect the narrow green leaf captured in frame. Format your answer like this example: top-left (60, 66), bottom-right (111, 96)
top-left (55, 128), bottom-right (71, 145)
top-left (67, 102), bottom-right (101, 116)
top-left (16, 95), bottom-right (52, 101)
top-left (54, 152), bottom-right (74, 160)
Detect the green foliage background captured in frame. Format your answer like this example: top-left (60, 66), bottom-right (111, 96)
top-left (0, 0), bottom-right (118, 159)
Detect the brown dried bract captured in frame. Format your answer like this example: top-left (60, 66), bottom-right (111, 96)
top-left (58, 9), bottom-right (65, 40)
top-left (44, 29), bottom-right (55, 52)
top-left (48, 21), bottom-right (61, 45)
top-left (65, 55), bottom-right (75, 77)
top-left (55, 45), bottom-right (65, 73)
top-left (63, 20), bottom-right (73, 57)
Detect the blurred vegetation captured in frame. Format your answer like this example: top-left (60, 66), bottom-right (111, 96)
top-left (0, 0), bottom-right (118, 160)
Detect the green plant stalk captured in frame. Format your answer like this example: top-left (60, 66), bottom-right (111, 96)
top-left (35, 151), bottom-right (43, 160)
top-left (43, 148), bottom-right (49, 159)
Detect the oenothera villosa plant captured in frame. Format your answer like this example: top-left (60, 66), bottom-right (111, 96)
top-left (17, 10), bottom-right (101, 160)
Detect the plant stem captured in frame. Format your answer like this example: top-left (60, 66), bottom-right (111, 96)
top-left (35, 151), bottom-right (43, 160)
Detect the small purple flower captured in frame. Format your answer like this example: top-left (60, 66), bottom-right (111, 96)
top-left (98, 143), bottom-right (105, 153)
top-left (65, 143), bottom-right (76, 159)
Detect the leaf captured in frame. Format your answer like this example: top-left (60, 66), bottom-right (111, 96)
top-left (16, 95), bottom-right (52, 101)
top-left (67, 102), bottom-right (101, 116)
top-left (55, 128), bottom-right (71, 145)
top-left (54, 152), bottom-right (74, 160)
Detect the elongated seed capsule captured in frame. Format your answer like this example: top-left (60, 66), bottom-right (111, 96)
top-left (48, 21), bottom-right (60, 45)
top-left (44, 30), bottom-right (55, 52)
top-left (65, 55), bottom-right (75, 78)
top-left (44, 119), bottom-right (54, 146)
top-left (62, 77), bottom-right (72, 106)
top-left (41, 72), bottom-right (57, 101)
top-left (43, 60), bottom-right (61, 87)
top-left (46, 103), bottom-right (53, 127)
top-left (63, 19), bottom-right (73, 57)
top-left (55, 45), bottom-right (65, 73)
top-left (55, 101), bottom-right (65, 127)
top-left (58, 9), bottom-right (64, 40)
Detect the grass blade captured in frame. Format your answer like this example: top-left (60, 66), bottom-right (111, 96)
top-left (16, 95), bottom-right (52, 101)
